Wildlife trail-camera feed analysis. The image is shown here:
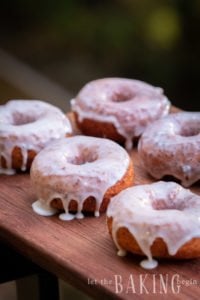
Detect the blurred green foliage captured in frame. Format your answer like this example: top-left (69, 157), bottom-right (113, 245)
top-left (0, 0), bottom-right (200, 109)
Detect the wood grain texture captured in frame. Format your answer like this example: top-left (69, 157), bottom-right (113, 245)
top-left (0, 147), bottom-right (199, 300)
top-left (0, 107), bottom-right (199, 299)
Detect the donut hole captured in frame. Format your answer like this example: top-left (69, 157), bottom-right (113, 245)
top-left (69, 147), bottom-right (98, 165)
top-left (152, 199), bottom-right (187, 211)
top-left (12, 112), bottom-right (38, 125)
top-left (179, 126), bottom-right (199, 137)
top-left (111, 90), bottom-right (133, 102)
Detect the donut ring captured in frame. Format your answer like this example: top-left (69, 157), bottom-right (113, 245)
top-left (71, 78), bottom-right (170, 150)
top-left (31, 136), bottom-right (134, 220)
top-left (0, 100), bottom-right (72, 174)
top-left (138, 112), bottom-right (200, 187)
top-left (107, 181), bottom-right (200, 269)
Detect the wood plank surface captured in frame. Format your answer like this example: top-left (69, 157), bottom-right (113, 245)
top-left (0, 144), bottom-right (199, 300)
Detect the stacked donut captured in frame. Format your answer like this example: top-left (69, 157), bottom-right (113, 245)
top-left (1, 77), bottom-right (199, 270)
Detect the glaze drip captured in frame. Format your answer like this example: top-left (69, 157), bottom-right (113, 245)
top-left (0, 100), bottom-right (72, 173)
top-left (107, 181), bottom-right (200, 269)
top-left (31, 136), bottom-right (130, 219)
top-left (71, 78), bottom-right (170, 150)
top-left (138, 112), bottom-right (200, 187)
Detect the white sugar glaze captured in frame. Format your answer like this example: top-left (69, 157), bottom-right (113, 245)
top-left (71, 78), bottom-right (170, 150)
top-left (31, 135), bottom-right (130, 220)
top-left (107, 181), bottom-right (200, 269)
top-left (0, 100), bottom-right (72, 174)
top-left (138, 112), bottom-right (200, 187)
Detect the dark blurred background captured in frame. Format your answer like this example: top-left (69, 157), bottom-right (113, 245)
top-left (0, 0), bottom-right (200, 110)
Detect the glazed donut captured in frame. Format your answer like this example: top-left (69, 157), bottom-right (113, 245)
top-left (31, 135), bottom-right (134, 220)
top-left (138, 112), bottom-right (200, 187)
top-left (107, 181), bottom-right (200, 269)
top-left (0, 100), bottom-right (72, 174)
top-left (71, 78), bottom-right (170, 150)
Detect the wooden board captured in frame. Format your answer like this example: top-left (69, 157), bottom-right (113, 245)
top-left (0, 146), bottom-right (199, 300)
